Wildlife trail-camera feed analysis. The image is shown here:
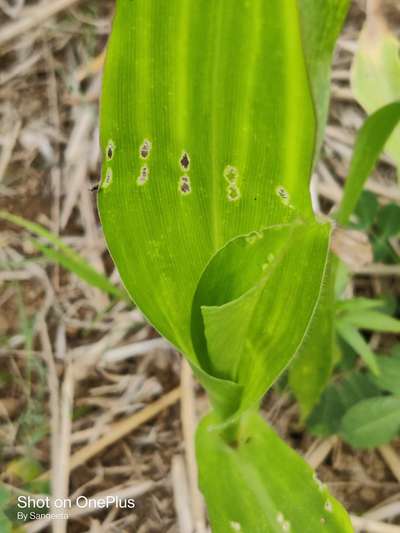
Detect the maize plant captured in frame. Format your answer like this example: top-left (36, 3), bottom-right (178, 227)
top-left (98, 1), bottom-right (354, 531)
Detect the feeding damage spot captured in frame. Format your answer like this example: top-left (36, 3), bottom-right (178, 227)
top-left (137, 165), bottom-right (149, 186)
top-left (262, 253), bottom-right (275, 271)
top-left (139, 139), bottom-right (152, 159)
top-left (275, 185), bottom-right (290, 205)
top-left (276, 513), bottom-right (290, 531)
top-left (106, 140), bottom-right (115, 161)
top-left (313, 473), bottom-right (325, 492)
top-left (180, 151), bottom-right (190, 171)
top-left (224, 165), bottom-right (241, 202)
top-left (179, 175), bottom-right (191, 195)
top-left (324, 500), bottom-right (333, 513)
top-left (224, 165), bottom-right (239, 182)
top-left (102, 167), bottom-right (113, 189)
top-left (227, 183), bottom-right (241, 202)
top-left (229, 521), bottom-right (242, 531)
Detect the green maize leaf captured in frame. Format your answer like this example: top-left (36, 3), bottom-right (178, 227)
top-left (342, 310), bottom-right (400, 334)
top-left (99, 0), bottom-right (324, 358)
top-left (336, 102), bottom-right (400, 226)
top-left (351, 12), bottom-right (400, 177)
top-left (289, 259), bottom-right (335, 420)
top-left (307, 372), bottom-right (380, 437)
top-left (335, 320), bottom-right (379, 375)
top-left (340, 396), bottom-right (400, 449)
top-left (98, 0), bottom-right (339, 414)
top-left (192, 221), bottom-right (331, 416)
top-left (373, 353), bottom-right (400, 395)
top-left (197, 410), bottom-right (353, 533)
top-left (298, 0), bottom-right (350, 160)
top-left (0, 211), bottom-right (125, 300)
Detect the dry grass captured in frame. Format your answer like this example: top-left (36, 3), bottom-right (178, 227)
top-left (0, 0), bottom-right (399, 532)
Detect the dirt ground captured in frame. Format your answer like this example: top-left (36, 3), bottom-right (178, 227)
top-left (0, 1), bottom-right (400, 532)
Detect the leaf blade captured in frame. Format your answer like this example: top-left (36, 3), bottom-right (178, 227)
top-left (197, 410), bottom-right (354, 533)
top-left (98, 0), bottom-right (317, 357)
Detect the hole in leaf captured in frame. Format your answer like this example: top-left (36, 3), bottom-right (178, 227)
top-left (179, 175), bottom-right (191, 195)
top-left (139, 139), bottom-right (152, 159)
top-left (180, 151), bottom-right (190, 170)
top-left (137, 165), bottom-right (149, 186)
top-left (102, 167), bottom-right (113, 189)
top-left (224, 165), bottom-right (239, 183)
top-left (106, 140), bottom-right (115, 161)
top-left (276, 185), bottom-right (290, 205)
top-left (227, 183), bottom-right (241, 202)
top-left (324, 500), bottom-right (332, 513)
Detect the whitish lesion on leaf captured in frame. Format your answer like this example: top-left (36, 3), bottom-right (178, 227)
top-left (139, 139), bottom-right (152, 160)
top-left (229, 521), bottom-right (242, 531)
top-left (313, 472), bottom-right (325, 492)
top-left (262, 253), bottom-right (275, 271)
top-left (324, 500), bottom-right (333, 513)
top-left (275, 185), bottom-right (290, 205)
top-left (276, 185), bottom-right (296, 210)
top-left (224, 165), bottom-right (241, 202)
top-left (227, 182), bottom-right (241, 202)
top-left (180, 151), bottom-right (190, 171)
top-left (276, 513), bottom-right (291, 531)
top-left (224, 165), bottom-right (239, 182)
top-left (102, 167), bottom-right (113, 189)
top-left (137, 165), bottom-right (149, 186)
top-left (178, 175), bottom-right (191, 195)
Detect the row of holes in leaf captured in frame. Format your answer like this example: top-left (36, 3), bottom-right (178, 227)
top-left (102, 139), bottom-right (192, 193)
top-left (103, 140), bottom-right (291, 208)
top-left (138, 140), bottom-right (192, 195)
